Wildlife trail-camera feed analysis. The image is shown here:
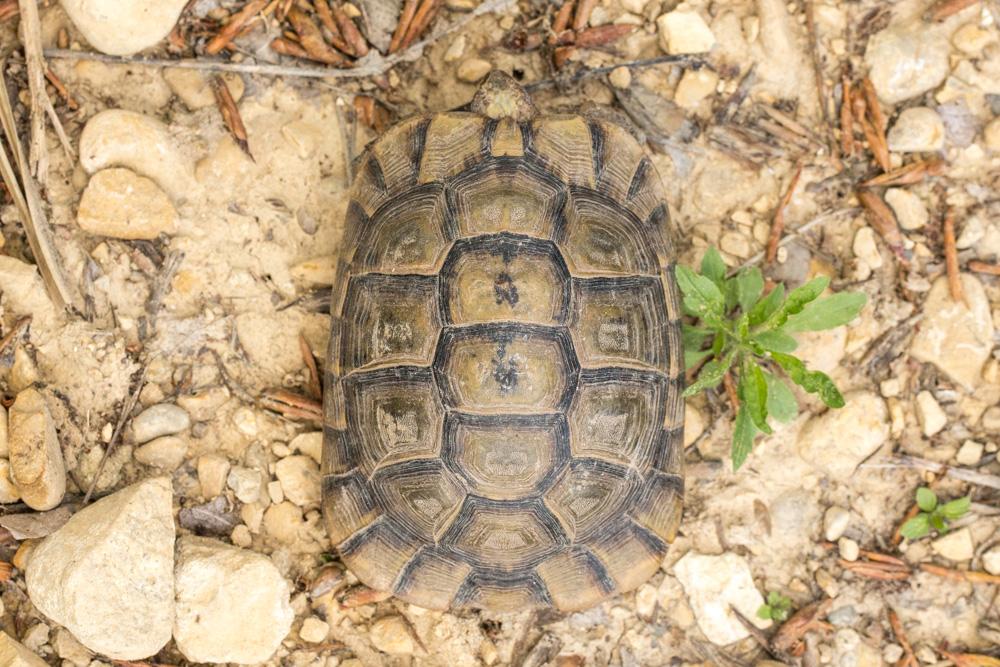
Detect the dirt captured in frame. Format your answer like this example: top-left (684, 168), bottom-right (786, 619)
top-left (1, 0), bottom-right (1000, 665)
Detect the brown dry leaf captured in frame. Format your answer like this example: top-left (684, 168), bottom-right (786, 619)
top-left (573, 24), bottom-right (634, 48)
top-left (862, 158), bottom-right (945, 187)
top-left (969, 260), bottom-right (1000, 276)
top-left (178, 496), bottom-right (239, 537)
top-left (771, 598), bottom-right (833, 657)
top-left (212, 75), bottom-right (253, 161)
top-left (925, 0), bottom-right (980, 21)
top-left (333, 3), bottom-right (369, 57)
top-left (857, 188), bottom-right (905, 260)
top-left (940, 652), bottom-right (1000, 667)
top-left (287, 7), bottom-right (352, 65)
top-left (205, 0), bottom-right (268, 54)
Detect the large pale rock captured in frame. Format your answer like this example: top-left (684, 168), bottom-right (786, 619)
top-left (865, 23), bottom-right (950, 104)
top-left (61, 0), bottom-right (189, 55)
top-left (910, 275), bottom-right (994, 390)
top-left (79, 109), bottom-right (193, 201)
top-left (25, 478), bottom-right (174, 660)
top-left (674, 552), bottom-right (770, 645)
top-left (796, 392), bottom-right (890, 479)
top-left (0, 632), bottom-right (48, 667)
top-left (8, 389), bottom-right (65, 511)
top-left (77, 168), bottom-right (177, 240)
top-left (275, 455), bottom-right (320, 507)
top-left (174, 536), bottom-right (294, 664)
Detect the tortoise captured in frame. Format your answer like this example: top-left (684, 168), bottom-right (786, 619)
top-left (321, 71), bottom-right (684, 613)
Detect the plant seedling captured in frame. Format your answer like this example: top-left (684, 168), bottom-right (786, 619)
top-left (758, 591), bottom-right (793, 623)
top-left (899, 487), bottom-right (971, 540)
top-left (678, 247), bottom-right (868, 470)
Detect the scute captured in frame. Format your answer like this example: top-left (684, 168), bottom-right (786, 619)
top-left (323, 72), bottom-right (684, 613)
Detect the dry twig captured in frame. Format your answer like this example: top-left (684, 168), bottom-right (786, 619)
top-left (83, 367), bottom-right (147, 504)
top-left (300, 333), bottom-right (322, 400)
top-left (0, 317), bottom-right (31, 359)
top-left (969, 260), bottom-right (1000, 276)
top-left (863, 158), bottom-right (945, 187)
top-left (943, 209), bottom-right (965, 305)
top-left (287, 7), bottom-right (352, 65)
top-left (205, 0), bottom-right (268, 54)
top-left (389, 0), bottom-right (420, 53)
top-left (888, 608), bottom-right (918, 667)
top-left (573, 0), bottom-right (597, 30)
top-left (260, 389), bottom-right (323, 424)
top-left (400, 0), bottom-right (441, 51)
top-left (921, 563), bottom-right (1000, 585)
top-left (771, 599), bottom-right (833, 658)
top-left (839, 74), bottom-right (854, 155)
top-left (939, 650), bottom-right (1000, 667)
top-left (332, 4), bottom-right (369, 57)
top-left (766, 163), bottom-right (803, 264)
top-left (857, 189), bottom-right (906, 261)
top-left (863, 455), bottom-right (1000, 491)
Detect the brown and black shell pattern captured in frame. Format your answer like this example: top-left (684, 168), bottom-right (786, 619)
top-left (322, 75), bottom-right (685, 613)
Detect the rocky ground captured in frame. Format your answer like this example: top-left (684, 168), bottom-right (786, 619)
top-left (0, 0), bottom-right (999, 665)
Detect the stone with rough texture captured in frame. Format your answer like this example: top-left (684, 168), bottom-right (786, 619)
top-left (227, 466), bottom-right (262, 503)
top-left (133, 436), bottom-right (187, 470)
top-left (0, 632), bottom-right (48, 667)
top-left (864, 23), bottom-right (950, 104)
top-left (887, 107), bottom-right (945, 152)
top-left (796, 392), bottom-right (890, 479)
top-left (300, 617), bottom-right (330, 643)
top-left (130, 403), bottom-right (190, 443)
top-left (915, 391), bottom-right (947, 437)
top-left (834, 629), bottom-right (883, 667)
top-left (290, 431), bottom-right (322, 463)
top-left (674, 69), bottom-right (718, 108)
top-left (910, 275), bottom-right (994, 391)
top-left (0, 460), bottom-right (22, 504)
top-left (956, 440), bottom-right (984, 466)
top-left (25, 478), bottom-right (174, 660)
top-left (8, 389), bottom-right (65, 511)
top-left (932, 527), bottom-right (974, 561)
top-left (657, 10), bottom-right (715, 54)
top-left (275, 455), bottom-right (320, 507)
top-left (174, 536), bottom-right (293, 664)
top-left (370, 616), bottom-right (416, 655)
top-left (885, 188), bottom-right (928, 230)
top-left (198, 454), bottom-right (230, 499)
top-left (79, 109), bottom-right (193, 201)
top-left (77, 169), bottom-right (177, 240)
top-left (674, 552), bottom-right (770, 645)
top-left (61, 0), bottom-right (189, 55)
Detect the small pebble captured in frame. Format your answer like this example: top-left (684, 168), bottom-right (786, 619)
top-left (932, 527), bottom-right (974, 561)
top-left (198, 454), bottom-right (231, 499)
top-left (657, 9), bottom-right (715, 54)
top-left (880, 378), bottom-right (902, 398)
top-left (290, 432), bottom-right (322, 464)
top-left (674, 69), bottom-right (719, 108)
top-left (719, 231), bottom-right (751, 259)
top-left (268, 480), bottom-right (284, 504)
top-left (227, 467), bottom-right (262, 504)
top-left (369, 616), bottom-right (416, 655)
top-left (634, 583), bottom-right (657, 619)
top-left (133, 436), bottom-right (187, 471)
top-left (884, 188), bottom-right (928, 231)
top-left (457, 59), bottom-right (492, 83)
top-left (8, 388), bottom-right (66, 511)
top-left (299, 617), bottom-right (330, 644)
top-left (131, 404), bottom-right (191, 444)
top-left (853, 227), bottom-right (882, 270)
top-left (883, 644), bottom-right (904, 664)
top-left (608, 66), bottom-right (632, 90)
top-left (955, 440), bottom-right (983, 466)
top-left (275, 456), bottom-right (320, 507)
top-left (176, 387), bottom-right (230, 422)
top-left (982, 407), bottom-right (1000, 431)
top-left (77, 169), bottom-right (177, 240)
top-left (443, 35), bottom-right (466, 63)
top-left (982, 545), bottom-right (1000, 575)
top-left (864, 25), bottom-right (949, 104)
top-left (231, 524), bottom-right (253, 548)
top-left (915, 391), bottom-right (947, 437)
top-left (823, 506), bottom-right (850, 542)
top-left (838, 537), bottom-right (859, 562)
top-left (887, 107), bottom-right (945, 153)
top-left (984, 117), bottom-right (1000, 152)
top-left (0, 460), bottom-right (21, 504)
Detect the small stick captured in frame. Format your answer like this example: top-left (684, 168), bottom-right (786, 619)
top-left (926, 0), bottom-right (979, 21)
top-left (83, 367), bottom-right (147, 504)
top-left (212, 75), bottom-right (253, 160)
top-left (804, 2), bottom-right (830, 129)
top-left (892, 504), bottom-right (920, 547)
top-left (863, 158), bottom-right (946, 187)
top-left (969, 260), bottom-right (1000, 276)
top-left (0, 316), bottom-right (31, 358)
top-left (859, 550), bottom-right (908, 566)
top-left (388, 0), bottom-right (419, 53)
top-left (943, 209), bottom-right (965, 305)
top-left (572, 0), bottom-right (597, 31)
top-left (299, 333), bottom-right (322, 400)
top-left (205, 0), bottom-right (269, 54)
top-left (759, 105), bottom-right (824, 146)
top-left (939, 650), bottom-right (1000, 667)
top-left (44, 67), bottom-right (77, 109)
top-left (573, 24), bottom-right (633, 47)
top-left (400, 0), bottom-right (440, 51)
top-left (552, 0), bottom-right (575, 34)
top-left (332, 4), bottom-right (369, 57)
top-left (313, 0), bottom-right (354, 55)
top-left (840, 75), bottom-right (854, 155)
top-left (0, 0), bottom-right (17, 21)
top-left (888, 609), bottom-right (918, 667)
top-left (766, 162), bottom-right (804, 264)
top-left (862, 455), bottom-right (1000, 491)
top-left (839, 559), bottom-right (911, 580)
top-left (722, 372), bottom-right (739, 411)
top-left (920, 563), bottom-right (1000, 585)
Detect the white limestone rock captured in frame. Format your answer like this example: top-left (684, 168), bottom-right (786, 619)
top-left (796, 392), bottom-right (890, 479)
top-left (61, 0), bottom-right (189, 55)
top-left (77, 168), bottom-right (177, 240)
top-left (674, 552), bottom-right (771, 645)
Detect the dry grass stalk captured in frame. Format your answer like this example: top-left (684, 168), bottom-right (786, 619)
top-left (771, 598), bottom-right (833, 657)
top-left (859, 550), bottom-right (907, 566)
top-left (969, 260), bottom-right (1000, 276)
top-left (332, 3), bottom-right (368, 56)
top-left (943, 209), bottom-right (966, 305)
top-left (19, 0), bottom-right (51, 179)
top-left (861, 77), bottom-right (886, 132)
top-left (840, 75), bottom-right (854, 155)
top-left (804, 2), bottom-right (830, 129)
top-left (206, 0), bottom-right (268, 54)
top-left (759, 105), bottom-right (823, 147)
top-left (863, 158), bottom-right (945, 187)
top-left (44, 67), bottom-right (78, 109)
top-left (400, 0), bottom-right (441, 51)
top-left (572, 0), bottom-right (597, 30)
top-left (287, 7), bottom-right (351, 65)
top-left (388, 0), bottom-right (419, 53)
top-left (0, 316), bottom-right (31, 358)
top-left (839, 557), bottom-right (911, 580)
top-left (920, 563), bottom-right (1000, 584)
top-left (212, 75), bottom-right (253, 159)
top-left (573, 24), bottom-right (633, 47)
top-left (299, 333), bottom-right (322, 400)
top-left (260, 388), bottom-right (323, 424)
top-left (338, 584), bottom-right (392, 607)
top-left (888, 608), bottom-right (918, 667)
top-left (0, 63), bottom-right (75, 310)
top-left (313, 0), bottom-right (353, 54)
top-left (766, 162), bottom-right (804, 264)
top-left (83, 367), bottom-right (147, 504)
top-left (926, 0), bottom-right (980, 20)
top-left (857, 189), bottom-right (905, 260)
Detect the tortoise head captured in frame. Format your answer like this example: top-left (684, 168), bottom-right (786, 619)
top-left (470, 71), bottom-right (537, 122)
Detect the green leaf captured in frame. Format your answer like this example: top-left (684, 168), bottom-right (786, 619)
top-left (930, 514), bottom-right (948, 534)
top-left (683, 350), bottom-right (737, 397)
top-left (685, 347), bottom-right (714, 370)
top-left (731, 405), bottom-right (757, 471)
top-left (771, 353), bottom-right (845, 408)
top-left (940, 496), bottom-right (971, 521)
top-left (900, 514), bottom-right (930, 540)
top-left (916, 487), bottom-right (938, 512)
top-left (748, 284), bottom-right (785, 327)
top-left (735, 267), bottom-right (764, 313)
top-left (751, 330), bottom-right (799, 354)
top-left (739, 359), bottom-right (772, 434)
top-left (784, 292), bottom-right (868, 332)
top-left (700, 247), bottom-right (727, 285)
top-left (767, 276), bottom-right (829, 328)
top-left (764, 372), bottom-right (798, 423)
top-left (757, 605), bottom-right (773, 620)
top-left (676, 265), bottom-right (725, 322)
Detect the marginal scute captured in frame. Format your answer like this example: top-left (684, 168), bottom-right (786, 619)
top-left (371, 459), bottom-right (465, 541)
top-left (371, 116), bottom-right (428, 193)
top-left (394, 548), bottom-right (473, 610)
top-left (454, 573), bottom-right (550, 612)
top-left (340, 519), bottom-right (422, 592)
top-left (530, 116), bottom-right (596, 187)
top-left (419, 113), bottom-right (487, 184)
top-left (586, 521), bottom-right (665, 593)
top-left (535, 548), bottom-right (614, 612)
top-left (322, 472), bottom-right (377, 545)
top-left (342, 275), bottom-right (440, 372)
top-left (631, 471), bottom-right (684, 542)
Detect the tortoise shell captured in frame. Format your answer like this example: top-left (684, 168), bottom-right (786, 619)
top-left (322, 72), bottom-right (684, 613)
